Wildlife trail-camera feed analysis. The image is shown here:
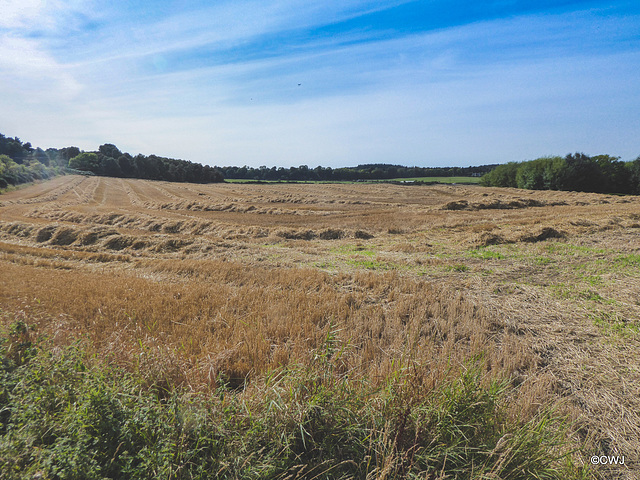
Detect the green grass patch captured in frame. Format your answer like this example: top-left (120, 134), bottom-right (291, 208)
top-left (448, 263), bottom-right (470, 272)
top-left (533, 256), bottom-right (554, 266)
top-left (579, 290), bottom-right (605, 302)
top-left (224, 179), bottom-right (357, 184)
top-left (467, 249), bottom-right (506, 260)
top-left (545, 243), bottom-right (610, 257)
top-left (548, 283), bottom-right (572, 300)
top-left (313, 261), bottom-right (335, 270)
top-left (574, 273), bottom-right (603, 286)
top-left (591, 311), bottom-right (640, 338)
top-left (346, 258), bottom-right (393, 270)
top-left (547, 283), bottom-right (612, 304)
top-left (331, 244), bottom-right (376, 257)
top-left (331, 244), bottom-right (394, 270)
top-left (383, 176), bottom-right (482, 184)
top-left (614, 254), bottom-right (640, 269)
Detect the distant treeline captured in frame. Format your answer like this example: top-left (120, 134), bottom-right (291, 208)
top-left (480, 153), bottom-right (640, 194)
top-left (0, 133), bottom-right (223, 188)
top-left (68, 144), bottom-right (223, 183)
top-left (219, 163), bottom-right (495, 181)
top-left (8, 131), bottom-right (638, 194)
top-left (0, 132), bottom-right (498, 188)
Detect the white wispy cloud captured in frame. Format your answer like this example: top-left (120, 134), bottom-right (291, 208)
top-left (0, 0), bottom-right (59, 29)
top-left (57, 0), bottom-right (413, 66)
top-left (0, 0), bottom-right (102, 108)
top-left (0, 34), bottom-right (81, 97)
top-left (0, 0), bottom-right (99, 32)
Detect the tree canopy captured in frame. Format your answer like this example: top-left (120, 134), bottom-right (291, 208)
top-left (66, 145), bottom-right (224, 183)
top-left (0, 133), bottom-right (223, 187)
top-left (481, 153), bottom-right (640, 194)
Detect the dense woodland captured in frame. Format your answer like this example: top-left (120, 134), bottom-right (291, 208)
top-left (0, 134), bottom-right (223, 188)
top-left (480, 153), bottom-right (640, 194)
top-left (68, 144), bottom-right (223, 183)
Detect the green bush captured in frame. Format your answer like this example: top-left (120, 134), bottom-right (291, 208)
top-left (480, 162), bottom-right (519, 188)
top-left (69, 152), bottom-right (100, 173)
top-left (0, 154), bottom-right (60, 188)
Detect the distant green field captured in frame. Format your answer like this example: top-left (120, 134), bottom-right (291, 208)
top-left (224, 176), bottom-right (481, 184)
top-left (382, 176), bottom-right (482, 184)
top-left (224, 179), bottom-right (353, 184)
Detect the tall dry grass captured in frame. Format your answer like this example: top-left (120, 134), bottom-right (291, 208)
top-left (0, 259), bottom-right (537, 393)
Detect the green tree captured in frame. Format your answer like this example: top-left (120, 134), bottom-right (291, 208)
top-left (480, 162), bottom-right (518, 187)
top-left (540, 156), bottom-right (566, 190)
top-left (60, 147), bottom-right (81, 164)
top-left (33, 147), bottom-right (50, 166)
top-left (593, 154), bottom-right (629, 193)
top-left (69, 152), bottom-right (100, 173)
top-left (27, 160), bottom-right (50, 180)
top-left (555, 153), bottom-right (601, 192)
top-left (117, 154), bottom-right (136, 177)
top-left (627, 156), bottom-right (640, 195)
top-left (98, 144), bottom-right (123, 159)
top-left (101, 157), bottom-right (124, 177)
top-left (0, 154), bottom-right (12, 186)
top-left (516, 160), bottom-right (545, 189)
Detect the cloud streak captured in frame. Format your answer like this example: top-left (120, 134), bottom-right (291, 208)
top-left (1, 1), bottom-right (639, 167)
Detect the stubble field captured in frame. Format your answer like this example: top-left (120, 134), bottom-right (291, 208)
top-left (1, 175), bottom-right (640, 478)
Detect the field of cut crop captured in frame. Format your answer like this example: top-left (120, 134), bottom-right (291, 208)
top-left (1, 175), bottom-right (640, 478)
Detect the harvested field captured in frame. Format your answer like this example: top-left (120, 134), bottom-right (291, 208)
top-left (2, 175), bottom-right (640, 478)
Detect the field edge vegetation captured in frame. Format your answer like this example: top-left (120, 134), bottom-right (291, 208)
top-left (0, 320), bottom-right (590, 480)
top-left (480, 153), bottom-right (640, 194)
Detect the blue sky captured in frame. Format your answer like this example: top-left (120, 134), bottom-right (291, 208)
top-left (1, 1), bottom-right (639, 168)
